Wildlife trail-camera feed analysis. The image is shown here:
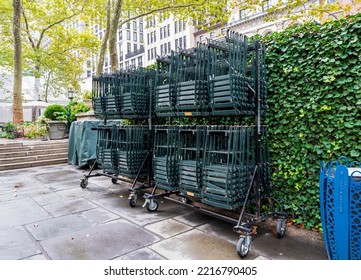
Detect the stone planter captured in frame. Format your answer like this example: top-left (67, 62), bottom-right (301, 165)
top-left (47, 121), bottom-right (67, 140)
top-left (84, 99), bottom-right (93, 110)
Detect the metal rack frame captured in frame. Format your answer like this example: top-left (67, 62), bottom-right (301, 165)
top-left (81, 31), bottom-right (286, 259)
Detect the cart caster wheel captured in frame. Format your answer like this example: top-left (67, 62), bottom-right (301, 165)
top-left (181, 197), bottom-right (191, 204)
top-left (80, 177), bottom-right (88, 189)
top-left (146, 199), bottom-right (159, 212)
top-left (276, 218), bottom-right (286, 238)
top-left (236, 236), bottom-right (251, 258)
top-left (129, 196), bottom-right (137, 207)
top-left (111, 178), bottom-right (118, 184)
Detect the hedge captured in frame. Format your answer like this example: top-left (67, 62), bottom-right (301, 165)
top-left (263, 13), bottom-right (361, 230)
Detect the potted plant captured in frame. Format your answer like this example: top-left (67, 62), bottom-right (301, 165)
top-left (43, 104), bottom-right (68, 140)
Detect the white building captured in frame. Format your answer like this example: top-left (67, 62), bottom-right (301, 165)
top-left (91, 15), bottom-right (197, 73)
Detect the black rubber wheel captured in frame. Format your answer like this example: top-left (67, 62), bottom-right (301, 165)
top-left (80, 177), bottom-right (88, 189)
top-left (181, 197), bottom-right (191, 204)
top-left (111, 178), bottom-right (118, 184)
top-left (276, 219), bottom-right (286, 238)
top-left (146, 199), bottom-right (159, 212)
top-left (236, 237), bottom-right (250, 258)
top-left (129, 196), bottom-right (137, 207)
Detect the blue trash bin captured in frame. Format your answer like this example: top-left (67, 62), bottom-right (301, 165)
top-left (320, 156), bottom-right (361, 260)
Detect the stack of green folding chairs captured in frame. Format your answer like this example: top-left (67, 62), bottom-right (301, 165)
top-left (175, 45), bottom-right (209, 116)
top-left (207, 32), bottom-right (256, 116)
top-left (152, 126), bottom-right (179, 191)
top-left (178, 126), bottom-right (207, 199)
top-left (201, 126), bottom-right (255, 210)
top-left (92, 68), bottom-right (154, 119)
top-left (117, 126), bottom-right (148, 178)
top-left (122, 68), bottom-right (152, 119)
top-left (154, 52), bottom-right (177, 117)
top-left (96, 124), bottom-right (119, 175)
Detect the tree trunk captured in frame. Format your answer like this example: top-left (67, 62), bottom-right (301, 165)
top-left (12, 0), bottom-right (23, 124)
top-left (95, 0), bottom-right (111, 76)
top-left (109, 0), bottom-right (122, 72)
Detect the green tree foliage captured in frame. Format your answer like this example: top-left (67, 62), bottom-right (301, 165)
top-left (20, 0), bottom-right (100, 99)
top-left (263, 13), bottom-right (361, 229)
top-left (0, 0), bottom-right (12, 68)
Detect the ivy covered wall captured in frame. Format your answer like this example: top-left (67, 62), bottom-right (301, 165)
top-left (263, 13), bottom-right (361, 229)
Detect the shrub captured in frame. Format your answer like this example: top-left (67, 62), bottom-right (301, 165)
top-left (66, 101), bottom-right (90, 123)
top-left (44, 104), bottom-right (67, 121)
top-left (0, 121), bottom-right (17, 139)
top-left (22, 121), bottom-right (47, 139)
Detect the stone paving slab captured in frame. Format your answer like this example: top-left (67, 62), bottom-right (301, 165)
top-left (115, 248), bottom-right (165, 260)
top-left (144, 218), bottom-right (193, 239)
top-left (40, 219), bottom-right (160, 260)
top-left (0, 227), bottom-right (41, 260)
top-left (0, 197), bottom-right (51, 230)
top-left (81, 208), bottom-right (121, 224)
top-left (88, 190), bottom-right (193, 227)
top-left (25, 213), bottom-right (97, 241)
top-left (149, 229), bottom-right (241, 260)
top-left (42, 198), bottom-right (98, 217)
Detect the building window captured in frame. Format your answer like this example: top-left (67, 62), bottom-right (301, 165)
top-left (134, 44), bottom-right (137, 51)
top-left (148, 49), bottom-right (150, 60)
top-left (160, 27), bottom-right (163, 39)
top-left (118, 31), bottom-right (122, 41)
top-left (125, 61), bottom-right (129, 69)
top-left (183, 21), bottom-right (186, 31)
top-left (87, 70), bottom-right (91, 78)
top-left (127, 30), bottom-right (131, 40)
top-left (161, 44), bottom-right (164, 56)
top-left (127, 42), bottom-right (131, 54)
top-left (140, 32), bottom-right (143, 43)
top-left (151, 48), bottom-right (154, 60)
top-left (126, 22), bottom-right (131, 29)
top-left (138, 56), bottom-right (143, 67)
top-left (175, 39), bottom-right (178, 49)
top-left (133, 31), bottom-right (137, 42)
top-left (131, 58), bottom-right (135, 67)
top-left (154, 47), bottom-right (157, 57)
top-left (120, 63), bottom-right (123, 69)
top-left (239, 9), bottom-right (246, 20)
top-left (150, 32), bottom-right (154, 43)
top-left (168, 42), bottom-right (171, 52)
top-left (154, 31), bottom-right (156, 42)
top-left (175, 21), bottom-right (178, 33)
top-left (133, 21), bottom-right (137, 30)
top-left (183, 36), bottom-right (187, 48)
top-left (139, 22), bottom-right (143, 32)
top-left (164, 43), bottom-right (167, 54)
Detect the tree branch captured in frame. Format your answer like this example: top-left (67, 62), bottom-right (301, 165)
top-left (119, 0), bottom-right (207, 26)
top-left (36, 7), bottom-right (84, 49)
top-left (21, 8), bottom-right (36, 50)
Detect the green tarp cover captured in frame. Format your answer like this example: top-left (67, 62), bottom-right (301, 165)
top-left (68, 120), bottom-right (102, 167)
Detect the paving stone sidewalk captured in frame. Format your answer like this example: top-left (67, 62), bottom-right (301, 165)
top-left (0, 164), bottom-right (328, 260)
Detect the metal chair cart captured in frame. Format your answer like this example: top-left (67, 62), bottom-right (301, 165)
top-left (81, 31), bottom-right (286, 258)
top-left (80, 68), bottom-right (155, 195)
